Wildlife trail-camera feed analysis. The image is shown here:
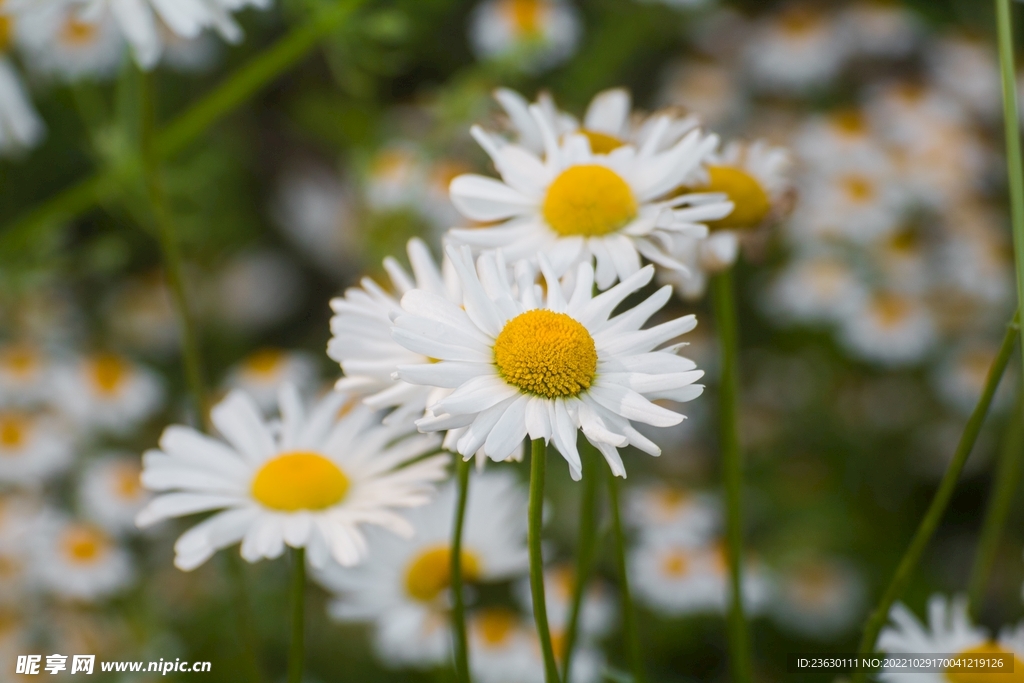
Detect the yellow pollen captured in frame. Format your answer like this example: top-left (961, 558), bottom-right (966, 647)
top-left (703, 165), bottom-right (772, 231)
top-left (62, 525), bottom-right (108, 564)
top-left (580, 129), bottom-right (625, 155)
top-left (251, 451), bottom-right (350, 512)
top-left (500, 0), bottom-right (542, 34)
top-left (873, 294), bottom-right (912, 328)
top-left (113, 463), bottom-right (143, 499)
top-left (89, 354), bottom-right (129, 395)
top-left (243, 348), bottom-right (285, 377)
top-left (60, 17), bottom-right (98, 46)
top-left (404, 545), bottom-right (482, 603)
top-left (474, 608), bottom-right (519, 647)
top-left (542, 165), bottom-right (637, 237)
top-left (0, 13), bottom-right (11, 52)
top-left (0, 414), bottom-right (29, 450)
top-left (661, 550), bottom-right (691, 578)
top-left (945, 643), bottom-right (1024, 683)
top-left (842, 175), bottom-right (876, 203)
top-left (0, 345), bottom-right (38, 378)
top-left (494, 310), bottom-right (597, 398)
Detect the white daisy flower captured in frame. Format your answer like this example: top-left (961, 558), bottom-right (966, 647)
top-left (789, 166), bottom-right (906, 246)
top-left (927, 34), bottom-right (1001, 121)
top-left (839, 292), bottom-right (937, 367)
top-left (135, 385), bottom-right (448, 571)
top-left (448, 105), bottom-right (732, 289)
top-left (0, 342), bottom-right (52, 407)
top-left (743, 6), bottom-right (851, 94)
top-left (515, 564), bottom-right (616, 640)
top-left (467, 608), bottom-right (539, 683)
top-left (0, 54), bottom-right (44, 155)
top-left (14, 1), bottom-right (124, 81)
top-left (764, 254), bottom-right (868, 325)
top-left (769, 557), bottom-right (864, 640)
top-left (839, 1), bottom-right (922, 59)
top-left (78, 454), bottom-right (149, 536)
top-left (32, 514), bottom-right (134, 602)
top-left (52, 353), bottom-right (164, 434)
top-left (223, 348), bottom-right (319, 413)
top-left (0, 494), bottom-right (42, 601)
top-left (657, 60), bottom-right (746, 130)
top-left (792, 109), bottom-right (889, 175)
top-left (0, 410), bottom-right (74, 487)
top-left (624, 484), bottom-right (719, 546)
top-left (314, 471), bottom-right (529, 669)
top-left (329, 238), bottom-right (461, 426)
top-left (468, 0), bottom-right (581, 74)
top-left (393, 248), bottom-right (706, 479)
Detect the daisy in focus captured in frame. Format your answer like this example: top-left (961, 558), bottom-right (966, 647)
top-left (448, 100), bottom-right (732, 290)
top-left (313, 471), bottom-right (528, 669)
top-left (392, 248), bottom-right (706, 479)
top-left (52, 353), bottom-right (164, 434)
top-left (135, 385), bottom-right (448, 570)
top-left (468, 0), bottom-right (581, 74)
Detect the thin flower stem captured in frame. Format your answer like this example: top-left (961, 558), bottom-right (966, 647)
top-left (287, 547), bottom-right (306, 683)
top-left (711, 271), bottom-right (751, 683)
top-left (224, 554), bottom-right (265, 683)
top-left (851, 312), bottom-right (1019, 683)
top-left (529, 439), bottom-right (560, 683)
top-left (450, 456), bottom-right (473, 683)
top-left (560, 440), bottom-right (601, 683)
top-left (995, 0), bottom-right (1024, 381)
top-left (607, 469), bottom-right (646, 683)
top-left (0, 0), bottom-right (368, 261)
top-left (968, 386), bottom-right (1024, 615)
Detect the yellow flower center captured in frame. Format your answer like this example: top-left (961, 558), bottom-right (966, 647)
top-left (542, 165), bottom-right (638, 237)
top-left (60, 17), bottom-right (98, 46)
top-left (250, 452), bottom-right (350, 512)
top-left (580, 130), bottom-right (625, 155)
top-left (0, 414), bottom-right (29, 450)
top-left (113, 463), bottom-right (143, 499)
top-left (780, 7), bottom-right (821, 35)
top-left (0, 345), bottom-right (38, 379)
top-left (842, 174), bottom-right (876, 204)
top-left (704, 165), bottom-right (771, 231)
top-left (653, 488), bottom-right (692, 520)
top-left (832, 109), bottom-right (868, 137)
top-left (404, 545), bottom-right (482, 603)
top-left (0, 13), bottom-right (11, 53)
top-left (494, 310), bottom-right (597, 398)
top-left (661, 549), bottom-right (691, 578)
top-left (474, 608), bottom-right (519, 647)
top-left (61, 525), bottom-right (109, 564)
top-left (89, 354), bottom-right (129, 395)
top-left (243, 348), bottom-right (285, 377)
top-left (500, 0), bottom-right (542, 34)
top-left (945, 643), bottom-right (1024, 683)
top-left (872, 294), bottom-right (912, 328)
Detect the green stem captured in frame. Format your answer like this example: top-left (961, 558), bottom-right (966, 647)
top-left (0, 0), bottom-right (368, 263)
top-left (529, 439), bottom-right (560, 683)
top-left (225, 554), bottom-right (265, 683)
top-left (607, 469), bottom-right (646, 683)
top-left (560, 441), bottom-right (600, 683)
top-left (711, 271), bottom-right (751, 683)
top-left (287, 547), bottom-right (306, 683)
top-left (138, 70), bottom-right (208, 428)
top-left (968, 385), bottom-right (1024, 615)
top-left (996, 0), bottom-right (1024, 383)
top-left (851, 313), bottom-right (1019, 683)
top-left (450, 456), bottom-right (472, 683)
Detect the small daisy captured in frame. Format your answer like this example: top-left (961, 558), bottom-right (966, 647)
top-left (838, 292), bottom-right (937, 367)
top-left (624, 484), bottom-right (719, 546)
top-left (52, 353), bottom-right (164, 434)
top-left (789, 167), bottom-right (906, 246)
top-left (136, 385), bottom-right (448, 570)
top-left (792, 109), bottom-right (889, 175)
top-left (448, 104), bottom-right (732, 289)
top-left (0, 410), bottom-right (74, 487)
top-left (0, 342), bottom-right (52, 407)
top-left (314, 471), bottom-right (529, 669)
top-left (223, 348), bottom-right (319, 413)
top-left (329, 238), bottom-right (461, 426)
top-left (32, 514), bottom-right (134, 602)
top-left (15, 1), bottom-right (124, 81)
top-left (768, 557), bottom-right (864, 640)
top-left (927, 34), bottom-right (1001, 121)
top-left (468, 0), bottom-right (582, 74)
top-left (467, 608), bottom-right (538, 683)
top-left (210, 250), bottom-right (304, 333)
top-left (393, 248), bottom-right (707, 479)
top-left (78, 454), bottom-right (149, 536)
top-left (764, 255), bottom-right (868, 325)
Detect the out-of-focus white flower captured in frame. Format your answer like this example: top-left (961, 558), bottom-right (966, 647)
top-left (932, 341), bottom-right (1012, 416)
top-left (222, 348), bottom-right (320, 413)
top-left (78, 454), bottom-right (149, 536)
top-left (33, 514), bottom-right (134, 602)
top-left (0, 411), bottom-right (74, 487)
top-left (765, 254), bottom-right (868, 325)
top-left (0, 343), bottom-right (52, 407)
top-left (468, 0), bottom-right (581, 73)
top-left (743, 6), bottom-right (851, 94)
top-left (136, 386), bottom-right (448, 570)
top-left (792, 109), bottom-right (887, 174)
top-left (769, 557), bottom-right (864, 640)
top-left (0, 494), bottom-right (41, 601)
top-left (15, 1), bottom-right (123, 80)
top-left (928, 34), bottom-right (1001, 121)
top-left (210, 250), bottom-right (305, 333)
top-left (624, 484), bottom-right (719, 546)
top-left (789, 166), bottom-right (906, 246)
top-left (52, 353), bottom-right (164, 434)
top-left (467, 608), bottom-right (539, 683)
top-left (839, 293), bottom-right (937, 367)
top-left (658, 61), bottom-right (746, 131)
top-left (314, 471), bottom-right (528, 669)
top-left (364, 144), bottom-right (426, 212)
top-left (839, 1), bottom-right (922, 59)
top-left (104, 271), bottom-right (180, 357)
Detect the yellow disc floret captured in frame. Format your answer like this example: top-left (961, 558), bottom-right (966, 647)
top-left (251, 451), bottom-right (350, 512)
top-left (0, 13), bottom-right (11, 53)
top-left (494, 310), bottom-right (598, 398)
top-left (580, 130), bottom-right (625, 155)
top-left (405, 545), bottom-right (482, 603)
top-left (62, 524), bottom-right (108, 564)
top-left (474, 608), bottom-right (519, 647)
top-left (946, 643), bottom-right (1024, 683)
top-left (542, 165), bottom-right (638, 237)
top-left (89, 354), bottom-right (129, 396)
top-left (703, 165), bottom-right (771, 231)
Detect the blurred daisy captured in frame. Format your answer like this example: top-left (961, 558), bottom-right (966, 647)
top-left (104, 271), bottom-right (180, 357)
top-left (630, 535), bottom-right (770, 616)
top-left (136, 385), bottom-right (448, 570)
top-left (314, 471), bottom-right (529, 669)
top-left (518, 564), bottom-right (616, 640)
top-left (932, 341), bottom-right (1013, 415)
top-left (624, 484), bottom-right (719, 545)
top-left (789, 167), bottom-right (905, 245)
top-left (839, 1), bottom-right (921, 59)
top-left (79, 454), bottom-right (149, 536)
top-left (0, 342), bottom-right (51, 407)
top-left (657, 61), bottom-right (745, 131)
top-left (33, 515), bottom-right (134, 601)
top-left (0, 494), bottom-right (41, 601)
top-left (468, 0), bottom-right (582, 73)
top-left (15, 1), bottom-right (124, 81)
top-left (210, 250), bottom-right (305, 333)
top-left (765, 255), bottom-right (867, 325)
top-left (393, 249), bottom-right (706, 479)
top-left (364, 144), bottom-right (426, 213)
top-left (769, 557), bottom-right (864, 640)
top-left (927, 34), bottom-right (1001, 121)
top-left (52, 353), bottom-right (164, 434)
top-left (468, 608), bottom-right (538, 683)
top-left (743, 5), bottom-right (851, 93)
top-left (448, 105), bottom-right (731, 289)
top-left (223, 349), bottom-right (319, 413)
top-left (329, 238), bottom-right (460, 425)
top-left (0, 410), bottom-right (74, 487)
top-left (792, 109), bottom-right (888, 174)
top-left (839, 293), bottom-right (937, 366)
